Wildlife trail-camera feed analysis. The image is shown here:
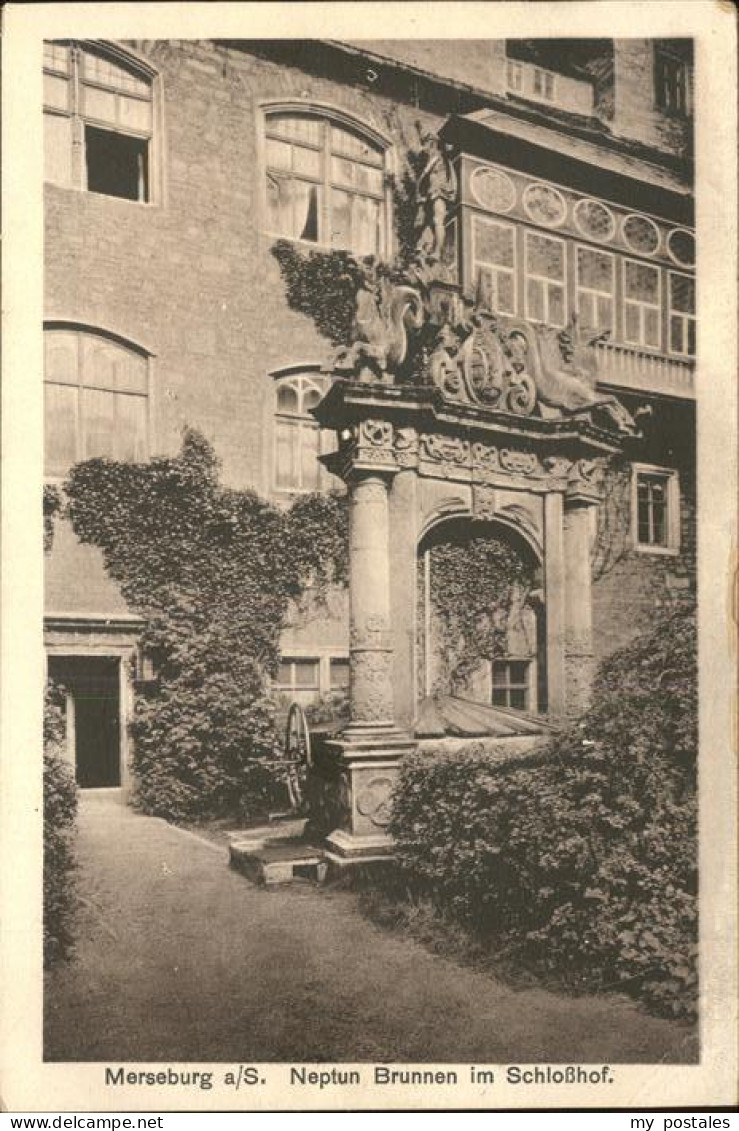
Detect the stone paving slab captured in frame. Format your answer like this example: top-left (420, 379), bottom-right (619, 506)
top-left (44, 791), bottom-right (698, 1064)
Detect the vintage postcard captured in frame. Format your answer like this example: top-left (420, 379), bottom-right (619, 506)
top-left (1, 0), bottom-right (737, 1114)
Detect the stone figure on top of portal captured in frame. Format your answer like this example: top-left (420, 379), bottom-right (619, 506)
top-left (414, 126), bottom-right (458, 263)
top-left (331, 256), bottom-right (424, 383)
top-left (505, 313), bottom-right (638, 435)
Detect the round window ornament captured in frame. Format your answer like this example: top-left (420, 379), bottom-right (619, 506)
top-left (470, 166), bottom-right (516, 214)
top-left (622, 213), bottom-right (660, 256)
top-left (573, 197), bottom-right (616, 243)
top-left (523, 181), bottom-right (566, 228)
top-left (667, 228), bottom-right (695, 268)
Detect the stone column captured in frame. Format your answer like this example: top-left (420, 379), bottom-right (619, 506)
top-left (320, 459), bottom-right (417, 863)
top-left (563, 497), bottom-right (596, 715)
top-left (543, 491), bottom-right (567, 717)
top-left (347, 473), bottom-right (395, 732)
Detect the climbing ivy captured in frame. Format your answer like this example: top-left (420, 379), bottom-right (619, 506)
top-left (62, 430), bottom-right (349, 820)
top-left (44, 484), bottom-right (62, 553)
top-left (421, 530), bottom-right (537, 696)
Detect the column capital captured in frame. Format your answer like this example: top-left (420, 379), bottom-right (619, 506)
top-left (322, 418), bottom-right (402, 486)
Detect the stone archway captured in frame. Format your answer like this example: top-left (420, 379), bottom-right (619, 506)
top-left (416, 516), bottom-right (545, 715)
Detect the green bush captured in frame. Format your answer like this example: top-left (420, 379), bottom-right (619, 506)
top-left (43, 684), bottom-right (78, 965)
top-left (390, 607), bottom-right (697, 1019)
top-left (63, 431), bottom-right (349, 821)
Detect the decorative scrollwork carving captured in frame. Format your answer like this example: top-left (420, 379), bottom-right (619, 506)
top-left (355, 776), bottom-right (394, 828)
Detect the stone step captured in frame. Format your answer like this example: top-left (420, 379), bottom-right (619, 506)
top-left (229, 836), bottom-right (328, 886)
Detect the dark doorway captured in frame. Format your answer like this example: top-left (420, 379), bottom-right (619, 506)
top-left (48, 656), bottom-right (121, 788)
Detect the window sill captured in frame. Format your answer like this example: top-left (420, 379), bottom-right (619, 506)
top-left (632, 542), bottom-right (681, 557)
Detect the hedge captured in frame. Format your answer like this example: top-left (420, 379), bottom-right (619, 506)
top-left (390, 607), bottom-right (698, 1019)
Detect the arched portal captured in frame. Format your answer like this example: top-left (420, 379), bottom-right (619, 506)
top-left (417, 516), bottom-right (546, 717)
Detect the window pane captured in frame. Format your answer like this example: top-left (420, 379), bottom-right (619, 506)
top-left (294, 659), bottom-right (319, 686)
top-left (670, 273), bottom-right (695, 314)
top-left (300, 424), bottom-right (321, 490)
top-left (82, 388), bottom-right (116, 459)
top-left (510, 661), bottom-right (528, 684)
top-left (548, 284), bottom-right (565, 326)
top-left (45, 383), bottom-right (78, 474)
top-left (355, 164), bottom-right (384, 195)
top-left (492, 663), bottom-right (508, 687)
top-left (85, 125), bottom-right (148, 202)
top-left (474, 218), bottom-right (514, 267)
top-left (277, 383), bottom-right (299, 412)
top-left (83, 84), bottom-right (118, 126)
top-left (625, 260), bottom-right (659, 303)
top-left (577, 247), bottom-right (613, 291)
top-left (670, 315), bottom-right (684, 354)
top-left (119, 94), bottom-right (153, 134)
top-left (267, 174), bottom-right (292, 234)
top-left (624, 303), bottom-right (640, 343)
top-left (44, 73), bottom-right (69, 112)
top-left (596, 295), bottom-right (613, 330)
top-left (294, 181), bottom-right (319, 242)
top-left (44, 42), bottom-right (70, 73)
top-left (292, 144), bottom-right (321, 179)
top-left (266, 137), bottom-right (292, 171)
top-left (527, 278), bottom-right (545, 322)
top-left (330, 658), bottom-right (350, 688)
top-left (303, 387), bottom-right (322, 412)
top-left (115, 395), bottom-right (148, 462)
top-left (331, 155), bottom-right (355, 188)
top-left (275, 419), bottom-right (299, 489)
top-left (45, 331), bottom-right (79, 385)
top-left (644, 306), bottom-right (661, 349)
top-left (330, 125), bottom-right (382, 165)
top-left (83, 51), bottom-right (150, 98)
top-left (81, 335), bottom-right (147, 394)
top-left (44, 113), bottom-right (73, 187)
top-left (527, 233), bottom-right (564, 280)
top-left (492, 688), bottom-right (507, 707)
top-left (687, 319), bottom-right (696, 356)
top-left (268, 115), bottom-right (322, 146)
top-left (330, 189), bottom-right (352, 249)
top-left (353, 195), bottom-right (380, 257)
top-left (510, 688), bottom-right (526, 710)
top-left (496, 271), bottom-right (515, 314)
top-left (276, 662), bottom-right (293, 685)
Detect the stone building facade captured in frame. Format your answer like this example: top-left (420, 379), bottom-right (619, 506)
top-left (43, 38), bottom-right (695, 789)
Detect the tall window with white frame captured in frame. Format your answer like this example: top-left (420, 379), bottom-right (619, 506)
top-left (273, 371), bottom-right (335, 494)
top-left (576, 245), bottom-right (615, 333)
top-left (525, 231), bottom-right (566, 326)
top-left (43, 41), bottom-right (156, 202)
top-left (44, 326), bottom-right (149, 477)
top-left (623, 259), bottom-right (662, 350)
top-left (668, 272), bottom-right (696, 357)
top-left (472, 216), bottom-right (517, 315)
top-left (264, 111), bottom-right (388, 256)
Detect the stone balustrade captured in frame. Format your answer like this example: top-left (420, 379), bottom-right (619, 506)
top-left (594, 341), bottom-right (694, 399)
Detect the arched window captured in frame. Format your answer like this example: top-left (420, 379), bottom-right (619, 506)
top-left (273, 371), bottom-right (334, 493)
top-left (44, 40), bottom-right (157, 202)
top-left (264, 109), bottom-right (389, 256)
top-left (44, 326), bottom-right (150, 476)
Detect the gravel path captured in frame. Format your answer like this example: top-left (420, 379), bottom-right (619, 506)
top-left (44, 791), bottom-right (698, 1063)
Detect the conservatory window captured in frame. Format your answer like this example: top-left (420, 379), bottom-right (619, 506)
top-left (623, 259), bottom-right (662, 349)
top-left (265, 111), bottom-right (387, 256)
top-left (525, 231), bottom-right (566, 327)
top-left (273, 371), bottom-right (335, 493)
top-left (44, 327), bottom-right (149, 476)
top-left (44, 41), bottom-right (156, 201)
top-left (472, 216), bottom-right (517, 315)
top-left (668, 272), bottom-right (696, 358)
top-left (576, 245), bottom-right (615, 333)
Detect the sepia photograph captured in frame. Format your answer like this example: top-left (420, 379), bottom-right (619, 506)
top-left (1, 0), bottom-right (737, 1115)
